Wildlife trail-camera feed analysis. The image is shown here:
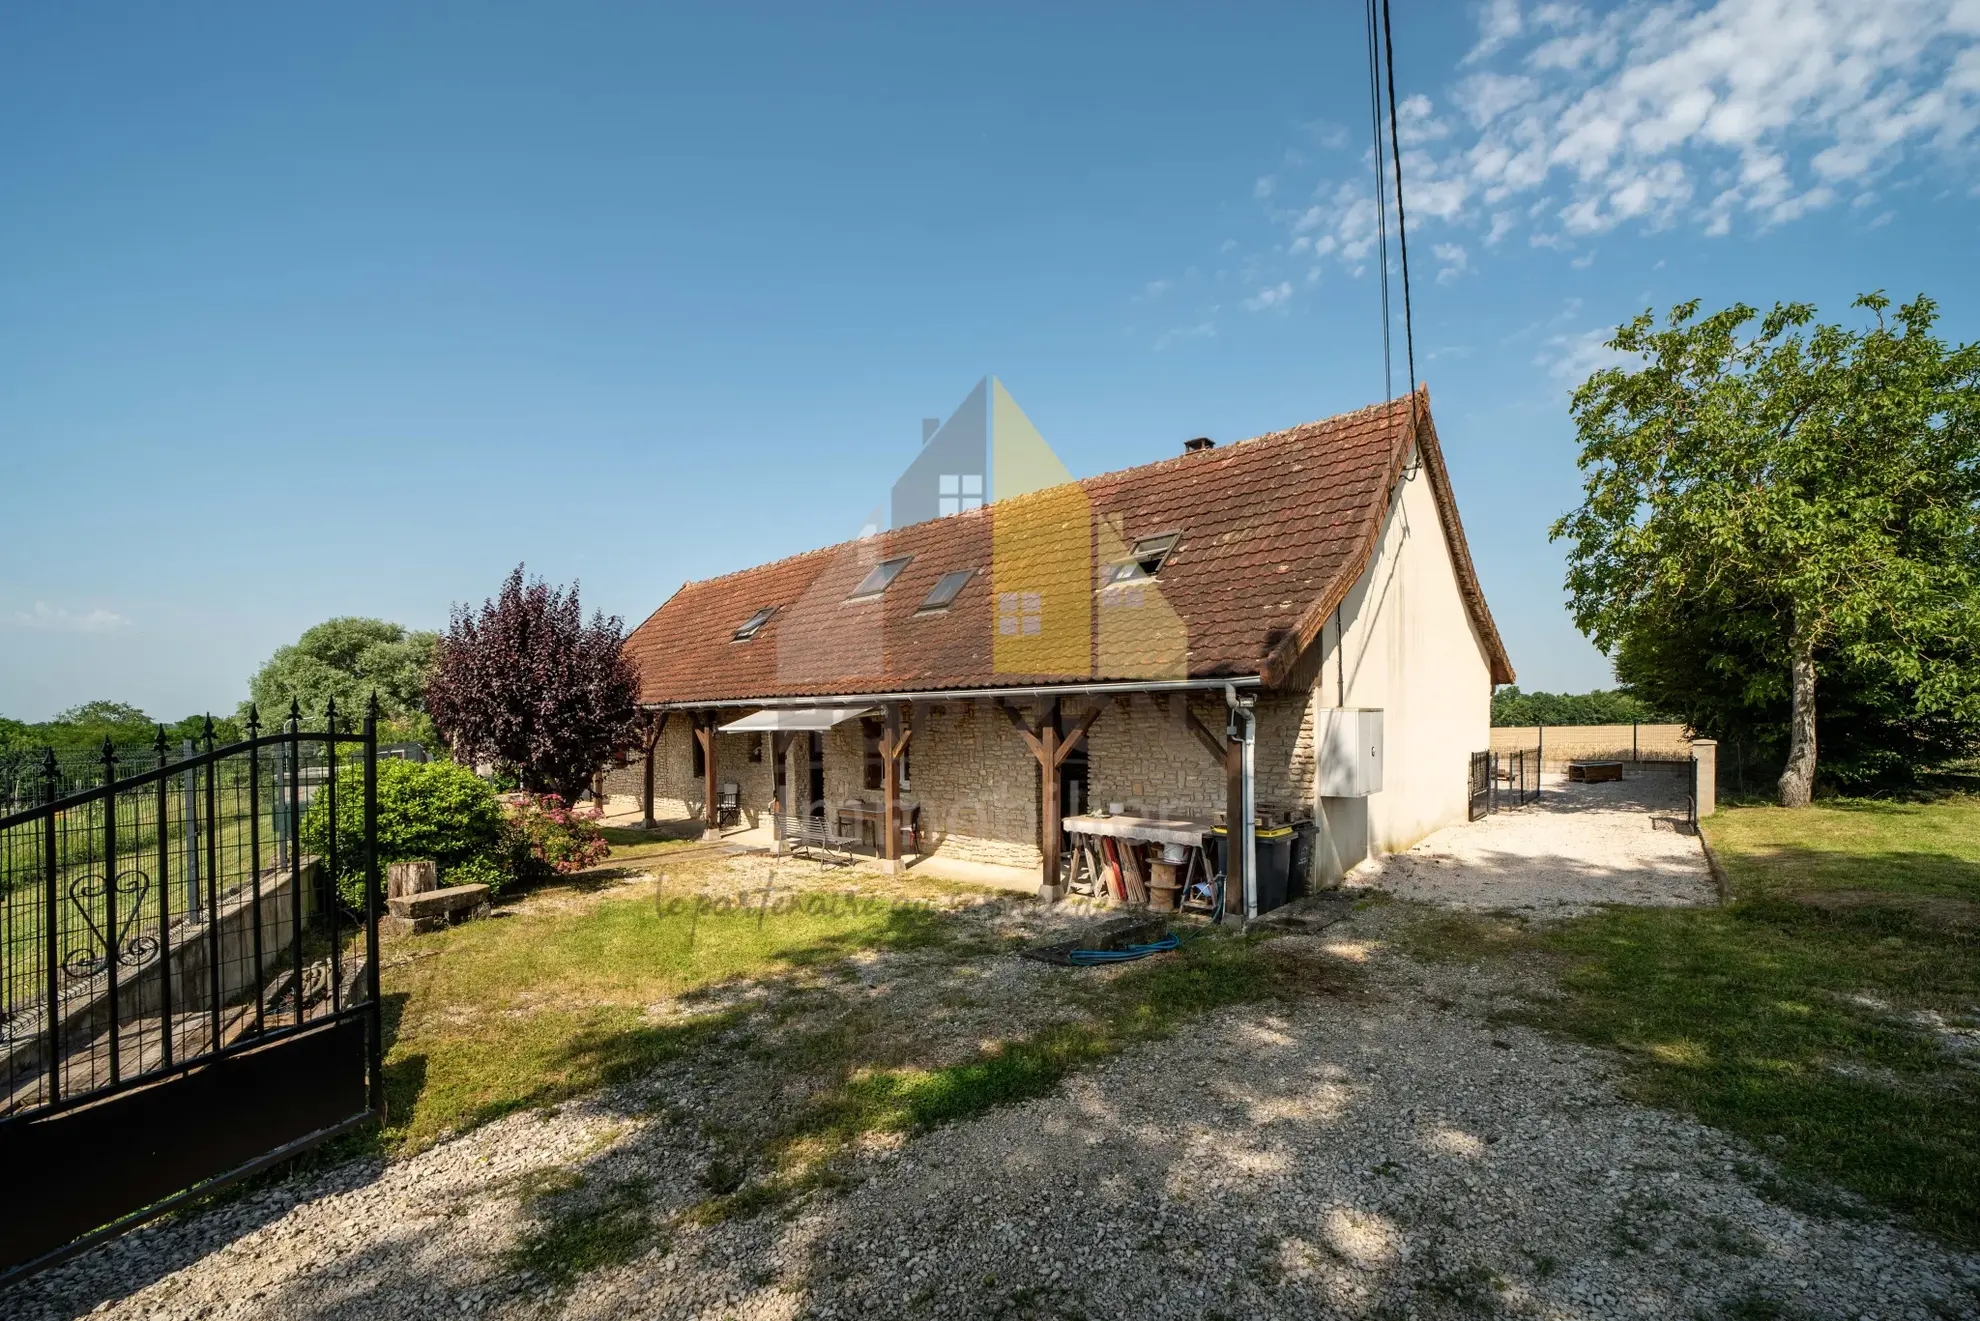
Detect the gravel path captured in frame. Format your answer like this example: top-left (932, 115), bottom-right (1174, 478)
top-left (1348, 770), bottom-right (1717, 916)
top-left (9, 869), bottom-right (1976, 1320)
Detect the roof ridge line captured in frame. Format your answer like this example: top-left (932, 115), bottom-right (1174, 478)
top-left (672, 390), bottom-right (1420, 595)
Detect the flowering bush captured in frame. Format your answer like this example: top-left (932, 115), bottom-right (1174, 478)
top-left (502, 791), bottom-right (610, 880)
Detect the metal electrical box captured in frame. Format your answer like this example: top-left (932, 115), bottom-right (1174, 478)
top-left (1317, 708), bottom-right (1384, 797)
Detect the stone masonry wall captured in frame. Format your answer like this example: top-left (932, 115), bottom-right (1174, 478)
top-left (1084, 691), bottom-right (1313, 821)
top-left (603, 687), bottom-right (1319, 878)
top-left (601, 716), bottom-right (775, 828)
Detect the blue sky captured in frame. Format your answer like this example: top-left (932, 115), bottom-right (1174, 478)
top-left (3, 1), bottom-right (1977, 721)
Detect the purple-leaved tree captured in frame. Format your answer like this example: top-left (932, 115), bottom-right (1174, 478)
top-left (427, 565), bottom-right (639, 803)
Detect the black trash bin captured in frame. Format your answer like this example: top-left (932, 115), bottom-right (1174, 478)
top-left (1211, 824), bottom-right (1296, 915)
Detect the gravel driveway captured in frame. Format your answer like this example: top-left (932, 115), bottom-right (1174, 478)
top-left (1349, 770), bottom-right (1717, 916)
top-left (8, 855), bottom-right (1976, 1320)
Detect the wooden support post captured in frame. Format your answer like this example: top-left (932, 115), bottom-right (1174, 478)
top-left (998, 696), bottom-right (1104, 900)
top-left (880, 701), bottom-right (911, 873)
top-left (641, 710), bottom-right (669, 830)
top-left (697, 714), bottom-right (720, 839)
top-left (1040, 696), bottom-right (1062, 899)
top-left (1225, 719), bottom-right (1246, 916)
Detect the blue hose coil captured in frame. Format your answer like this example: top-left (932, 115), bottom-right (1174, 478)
top-left (1065, 932), bottom-right (1182, 965)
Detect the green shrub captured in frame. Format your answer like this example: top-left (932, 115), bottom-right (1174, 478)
top-left (300, 758), bottom-right (506, 908)
top-left (443, 854), bottom-right (509, 891)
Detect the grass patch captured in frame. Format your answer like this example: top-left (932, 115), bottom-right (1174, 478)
top-left (1394, 796), bottom-right (1980, 1245)
top-left (506, 1171), bottom-right (662, 1289)
top-left (380, 872), bottom-right (959, 1149)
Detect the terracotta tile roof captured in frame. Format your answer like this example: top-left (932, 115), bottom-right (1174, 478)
top-left (625, 388), bottom-right (1514, 704)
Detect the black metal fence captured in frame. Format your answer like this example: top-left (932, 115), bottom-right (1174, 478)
top-left (0, 700), bottom-right (383, 1282)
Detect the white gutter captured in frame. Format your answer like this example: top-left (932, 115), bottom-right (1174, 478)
top-left (1225, 683), bottom-right (1258, 922)
top-left (643, 675), bottom-right (1264, 711)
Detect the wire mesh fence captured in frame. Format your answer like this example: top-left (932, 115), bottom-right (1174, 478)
top-left (1493, 747), bottom-right (1541, 809)
top-left (0, 709), bottom-right (379, 1120)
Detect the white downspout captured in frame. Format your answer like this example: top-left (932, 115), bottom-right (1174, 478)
top-left (1225, 685), bottom-right (1258, 921)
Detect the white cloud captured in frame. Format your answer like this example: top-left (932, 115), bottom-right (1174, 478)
top-left (1465, 0), bottom-right (1526, 65)
top-left (1249, 0), bottom-right (1980, 282)
top-left (1244, 281), bottom-right (1295, 311)
top-left (9, 602), bottom-right (129, 634)
top-left (1136, 0), bottom-right (1977, 352)
top-left (1446, 0), bottom-right (1980, 243)
top-left (1535, 327), bottom-right (1642, 382)
top-left (1433, 242), bottom-right (1470, 282)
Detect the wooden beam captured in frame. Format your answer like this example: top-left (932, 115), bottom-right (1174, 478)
top-left (1052, 703), bottom-right (1103, 770)
top-left (1039, 696), bottom-right (1062, 897)
top-left (881, 702), bottom-right (903, 868)
top-left (641, 710), bottom-right (670, 829)
top-left (770, 729), bottom-right (793, 815)
top-left (696, 715), bottom-right (719, 834)
top-left (997, 698), bottom-right (1046, 762)
top-left (1185, 707), bottom-right (1227, 763)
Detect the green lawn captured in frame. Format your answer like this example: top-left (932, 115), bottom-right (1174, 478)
top-left (379, 875), bottom-right (955, 1150)
top-left (1404, 795), bottom-right (1980, 1244)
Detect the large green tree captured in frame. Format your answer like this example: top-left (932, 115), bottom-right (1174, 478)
top-left (246, 617), bottom-right (438, 741)
top-left (1554, 293), bottom-right (1980, 805)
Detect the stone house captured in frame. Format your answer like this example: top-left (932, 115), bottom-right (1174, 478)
top-left (609, 388), bottom-right (1514, 905)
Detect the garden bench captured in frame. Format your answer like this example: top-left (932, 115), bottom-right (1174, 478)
top-left (384, 883), bottom-right (492, 935)
top-left (773, 812), bottom-right (857, 865)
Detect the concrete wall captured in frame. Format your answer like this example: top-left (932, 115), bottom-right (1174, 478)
top-left (1312, 448), bottom-right (1495, 883)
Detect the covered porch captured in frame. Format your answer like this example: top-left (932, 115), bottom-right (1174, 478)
top-left (608, 677), bottom-right (1284, 915)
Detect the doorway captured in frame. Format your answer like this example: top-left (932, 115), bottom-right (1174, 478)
top-left (807, 731), bottom-right (826, 818)
top-left (1056, 715), bottom-right (1089, 859)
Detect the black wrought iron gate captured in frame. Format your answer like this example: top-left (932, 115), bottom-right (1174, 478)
top-left (1467, 751), bottom-right (1490, 820)
top-left (0, 700), bottom-right (383, 1283)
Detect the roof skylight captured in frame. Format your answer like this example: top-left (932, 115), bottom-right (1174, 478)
top-left (848, 555), bottom-right (913, 600)
top-left (916, 568), bottom-right (974, 613)
top-left (732, 607), bottom-right (777, 641)
top-left (1103, 532), bottom-right (1181, 585)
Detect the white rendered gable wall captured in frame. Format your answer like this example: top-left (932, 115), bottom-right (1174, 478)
top-left (1309, 445), bottom-right (1493, 883)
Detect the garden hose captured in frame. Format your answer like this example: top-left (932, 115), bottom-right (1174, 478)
top-left (1065, 931), bottom-right (1182, 966)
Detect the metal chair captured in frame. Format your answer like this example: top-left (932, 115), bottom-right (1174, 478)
top-left (717, 781), bottom-right (741, 827)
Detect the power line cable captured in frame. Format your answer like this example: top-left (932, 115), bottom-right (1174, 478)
top-left (1380, 0), bottom-right (1419, 414)
top-left (1363, 0), bottom-right (1393, 406)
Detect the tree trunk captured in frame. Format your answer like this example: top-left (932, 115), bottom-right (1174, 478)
top-left (1777, 628), bottom-right (1818, 807)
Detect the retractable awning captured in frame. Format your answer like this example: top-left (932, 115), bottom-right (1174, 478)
top-left (718, 707), bottom-right (874, 733)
